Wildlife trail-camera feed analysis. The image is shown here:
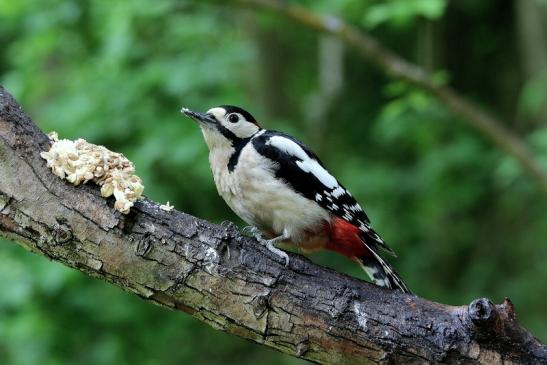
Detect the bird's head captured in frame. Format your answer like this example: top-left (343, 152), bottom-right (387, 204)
top-left (182, 105), bottom-right (261, 149)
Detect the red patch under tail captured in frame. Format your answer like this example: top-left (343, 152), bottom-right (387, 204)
top-left (325, 217), bottom-right (370, 258)
top-left (325, 217), bottom-right (412, 294)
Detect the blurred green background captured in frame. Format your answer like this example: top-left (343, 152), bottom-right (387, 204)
top-left (1, 0), bottom-right (546, 364)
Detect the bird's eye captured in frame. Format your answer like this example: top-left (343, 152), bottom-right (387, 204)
top-left (227, 114), bottom-right (239, 123)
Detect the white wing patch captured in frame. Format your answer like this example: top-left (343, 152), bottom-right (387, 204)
top-left (267, 135), bottom-right (339, 189)
top-left (257, 130), bottom-right (395, 256)
top-left (295, 160), bottom-right (338, 189)
top-left (267, 135), bottom-right (308, 160)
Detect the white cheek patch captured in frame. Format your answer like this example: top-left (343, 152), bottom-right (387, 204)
top-left (232, 122), bottom-right (259, 138)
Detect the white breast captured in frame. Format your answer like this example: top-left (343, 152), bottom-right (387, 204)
top-left (209, 142), bottom-right (329, 244)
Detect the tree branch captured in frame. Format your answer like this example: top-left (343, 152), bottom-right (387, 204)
top-left (232, 0), bottom-right (547, 196)
top-left (0, 86), bottom-right (545, 364)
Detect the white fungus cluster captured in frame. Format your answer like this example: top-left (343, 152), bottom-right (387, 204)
top-left (40, 132), bottom-right (144, 214)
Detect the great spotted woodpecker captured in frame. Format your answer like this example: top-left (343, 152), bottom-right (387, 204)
top-left (182, 105), bottom-right (411, 293)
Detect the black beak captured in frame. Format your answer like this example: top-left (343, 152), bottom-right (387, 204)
top-left (181, 107), bottom-right (217, 126)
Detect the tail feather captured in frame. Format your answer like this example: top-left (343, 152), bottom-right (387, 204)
top-left (326, 217), bottom-right (411, 293)
top-left (356, 241), bottom-right (412, 294)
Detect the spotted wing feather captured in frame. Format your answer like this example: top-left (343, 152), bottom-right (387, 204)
top-left (252, 130), bottom-right (395, 256)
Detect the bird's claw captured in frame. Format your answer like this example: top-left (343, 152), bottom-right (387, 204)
top-left (265, 240), bottom-right (290, 267)
top-left (242, 226), bottom-right (290, 267)
top-left (256, 235), bottom-right (290, 267)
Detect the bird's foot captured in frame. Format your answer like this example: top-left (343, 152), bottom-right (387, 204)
top-left (262, 239), bottom-right (290, 267)
top-left (242, 226), bottom-right (290, 267)
top-left (255, 235), bottom-right (290, 267)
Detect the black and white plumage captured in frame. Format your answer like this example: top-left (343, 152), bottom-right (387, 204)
top-left (182, 105), bottom-right (411, 293)
top-left (251, 129), bottom-right (395, 255)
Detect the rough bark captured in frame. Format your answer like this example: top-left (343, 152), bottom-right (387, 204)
top-left (0, 86), bottom-right (545, 364)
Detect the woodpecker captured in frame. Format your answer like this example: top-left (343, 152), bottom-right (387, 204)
top-left (182, 105), bottom-right (411, 293)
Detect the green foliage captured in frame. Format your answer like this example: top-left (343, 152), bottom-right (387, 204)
top-left (0, 0), bottom-right (546, 364)
top-left (362, 0), bottom-right (447, 28)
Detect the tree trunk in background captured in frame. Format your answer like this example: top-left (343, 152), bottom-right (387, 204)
top-left (304, 34), bottom-right (344, 152)
top-left (417, 20), bottom-right (436, 73)
top-left (243, 12), bottom-right (293, 119)
top-left (516, 0), bottom-right (547, 127)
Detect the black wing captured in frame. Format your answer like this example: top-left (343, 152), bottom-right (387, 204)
top-left (252, 130), bottom-right (395, 255)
